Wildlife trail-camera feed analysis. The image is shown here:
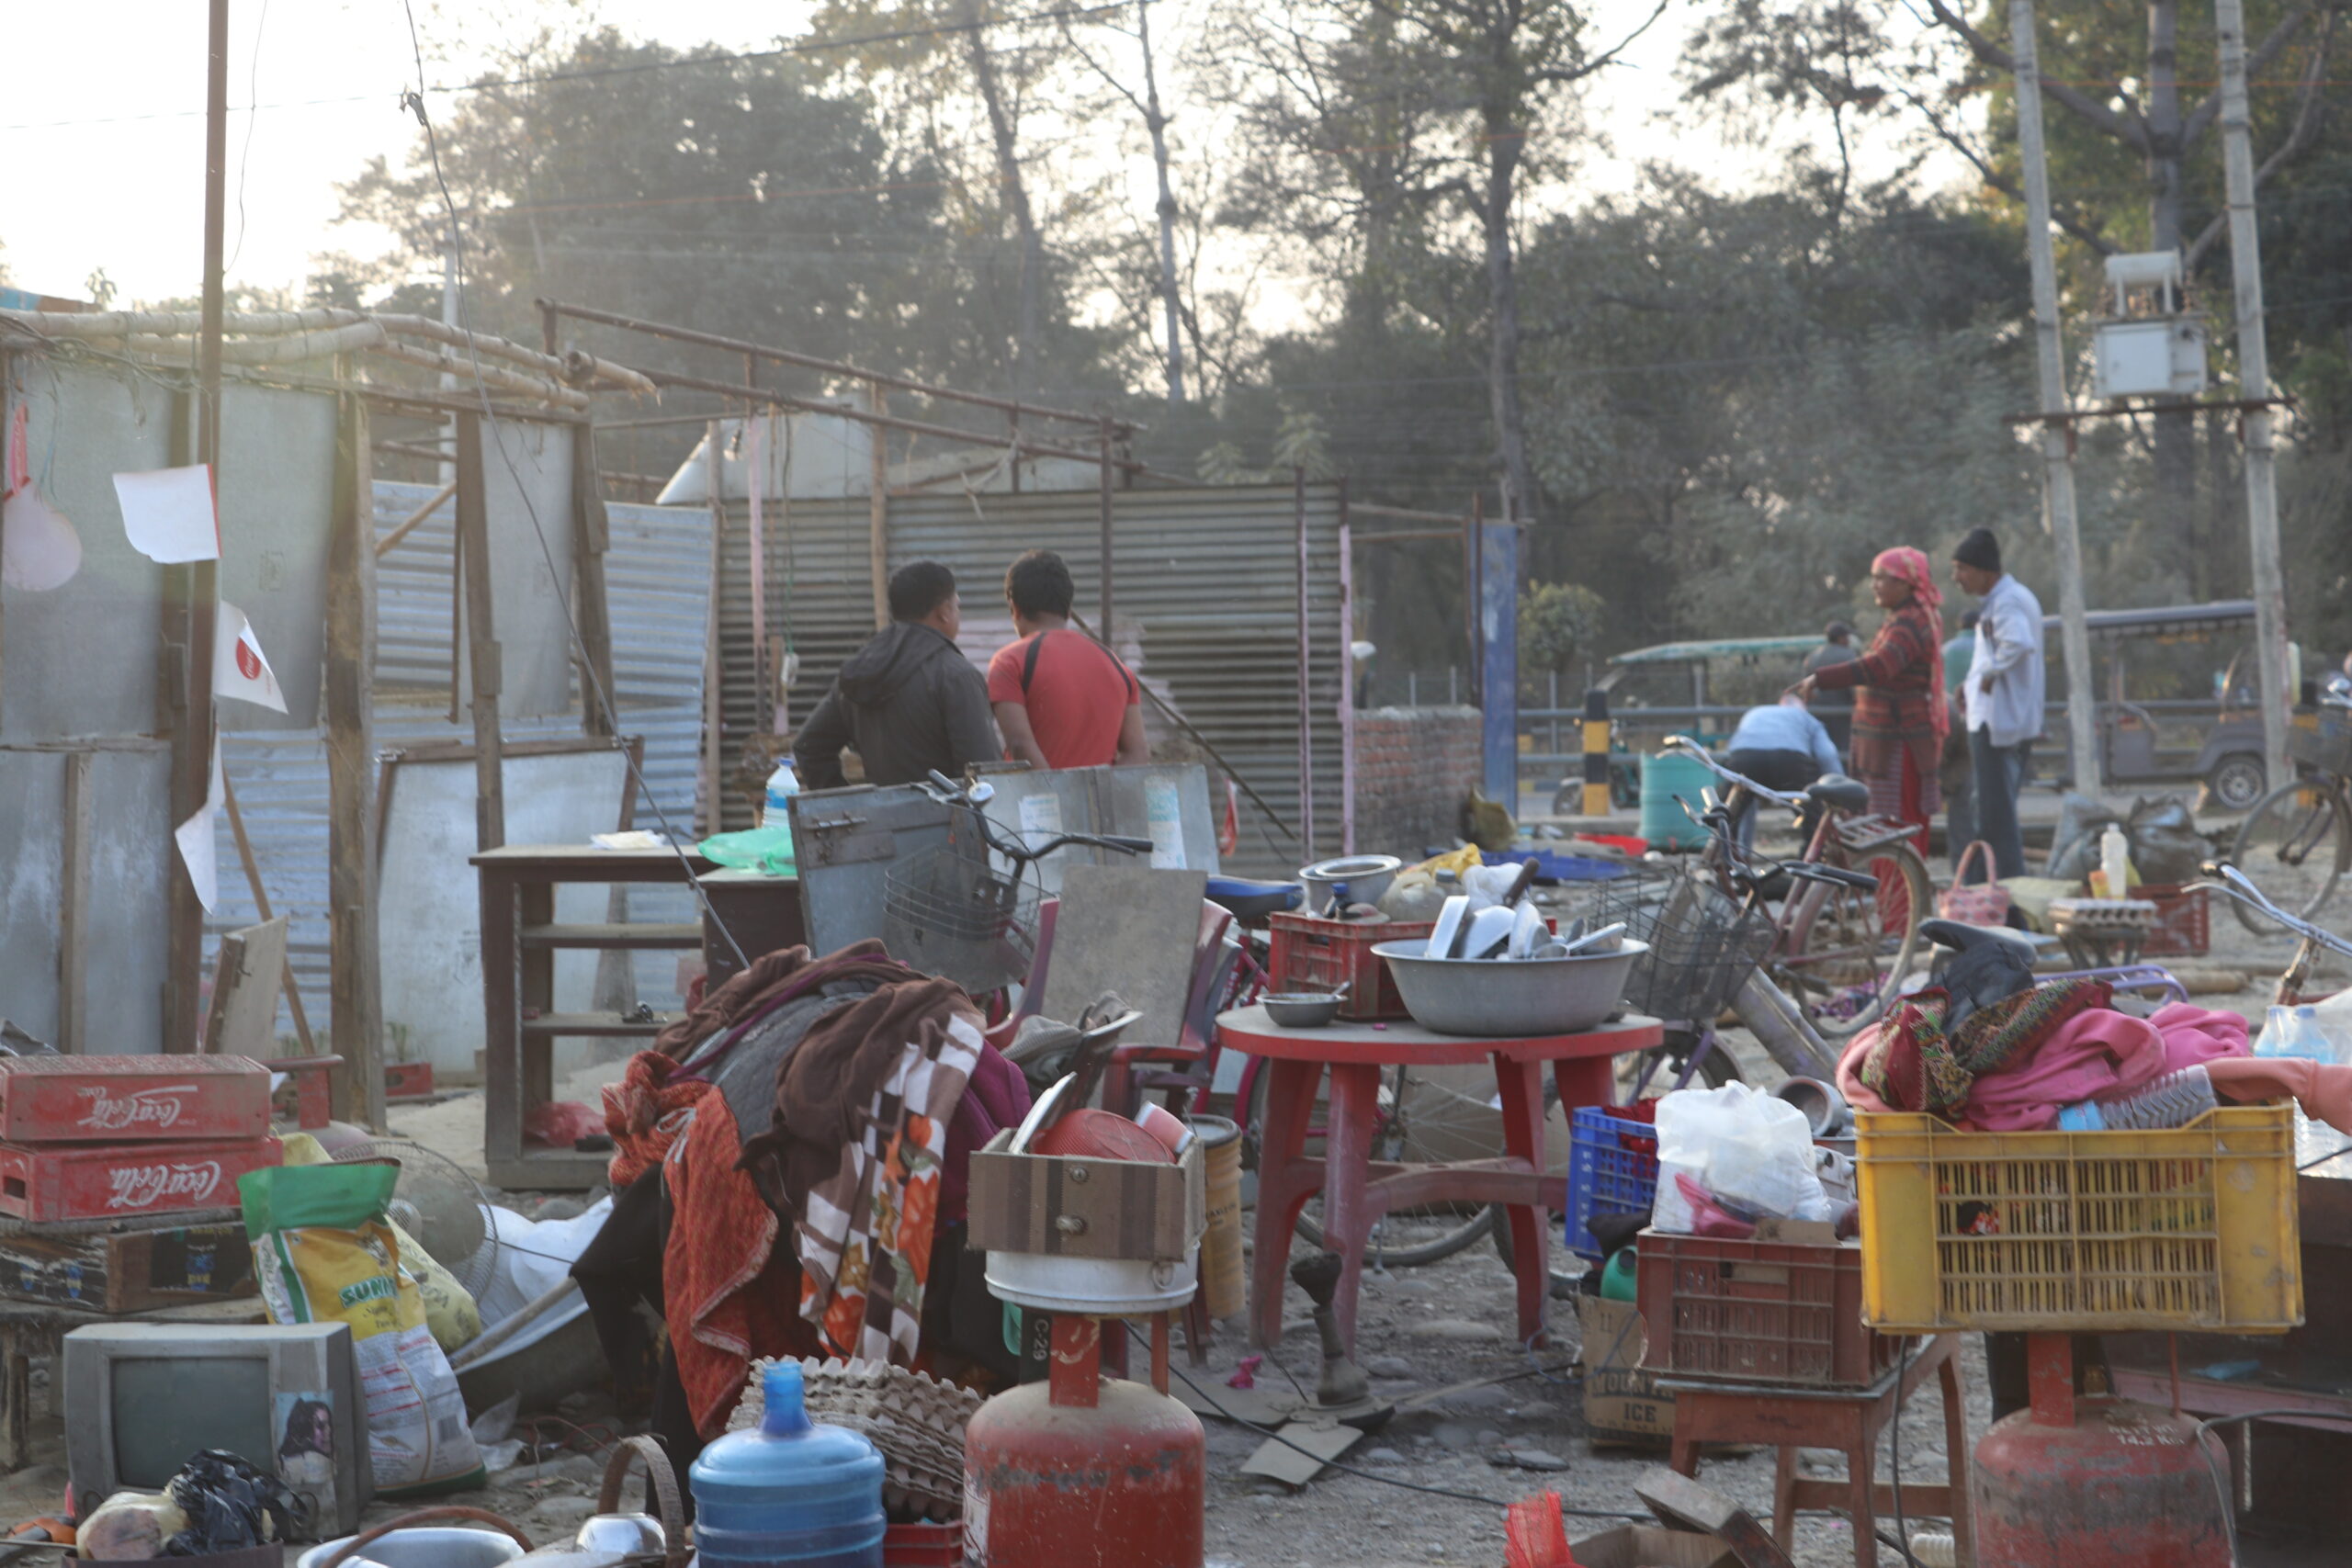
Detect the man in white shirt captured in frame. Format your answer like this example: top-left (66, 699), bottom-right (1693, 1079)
top-left (1951, 528), bottom-right (2044, 880)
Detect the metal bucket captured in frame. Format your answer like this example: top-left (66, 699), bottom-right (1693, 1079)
top-left (296, 1528), bottom-right (527, 1568)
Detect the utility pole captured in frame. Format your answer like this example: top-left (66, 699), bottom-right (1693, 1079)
top-left (2215, 0), bottom-right (2292, 792)
top-left (2008, 0), bottom-right (2102, 797)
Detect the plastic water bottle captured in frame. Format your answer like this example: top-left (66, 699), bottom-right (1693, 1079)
top-left (762, 760), bottom-right (800, 874)
top-left (2099, 823), bottom-right (2132, 898)
top-left (2057, 1064), bottom-right (2221, 1132)
top-left (2257, 1005), bottom-right (2352, 1168)
top-left (689, 1362), bottom-right (885, 1568)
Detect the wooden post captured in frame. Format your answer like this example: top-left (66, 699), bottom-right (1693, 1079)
top-left (1099, 416), bottom-right (1115, 644)
top-left (571, 424), bottom-right (617, 738)
top-left (702, 420), bottom-right (728, 835)
top-left (456, 413), bottom-right (506, 852)
top-left (868, 388), bottom-right (890, 628)
top-left (56, 751), bottom-right (93, 1055)
top-left (1295, 467), bottom-right (1314, 857)
top-left (1337, 479), bottom-right (1354, 855)
top-left (325, 388), bottom-right (387, 1131)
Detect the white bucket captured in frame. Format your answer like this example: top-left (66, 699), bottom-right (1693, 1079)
top-left (296, 1527), bottom-right (527, 1568)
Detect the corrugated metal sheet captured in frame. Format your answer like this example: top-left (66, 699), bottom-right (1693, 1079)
top-left (208, 483), bottom-right (710, 1043)
top-left (712, 482), bottom-right (1347, 876)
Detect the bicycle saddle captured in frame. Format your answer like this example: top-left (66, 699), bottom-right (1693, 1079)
top-left (1804, 775), bottom-right (1871, 812)
top-left (1205, 876), bottom-right (1302, 921)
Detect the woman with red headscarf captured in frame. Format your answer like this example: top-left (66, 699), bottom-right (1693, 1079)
top-left (1795, 547), bottom-right (1947, 852)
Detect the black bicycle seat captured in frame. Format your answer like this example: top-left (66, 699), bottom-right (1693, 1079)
top-left (1805, 775), bottom-right (1871, 812)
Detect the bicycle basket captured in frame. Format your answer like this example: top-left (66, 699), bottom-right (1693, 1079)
top-left (2289, 716), bottom-right (2352, 778)
top-left (1594, 874), bottom-right (1775, 1024)
top-left (882, 843), bottom-right (1039, 995)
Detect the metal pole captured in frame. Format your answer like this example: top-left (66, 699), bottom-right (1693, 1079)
top-left (440, 232), bottom-right (458, 487)
top-left (2215, 0), bottom-right (2292, 792)
top-left (1338, 479), bottom-right (1355, 854)
top-left (1099, 417), bottom-right (1115, 645)
top-left (2009, 0), bottom-right (2103, 797)
top-left (1295, 467), bottom-right (1314, 857)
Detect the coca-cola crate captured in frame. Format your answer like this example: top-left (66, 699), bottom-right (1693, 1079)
top-left (2137, 883), bottom-right (2211, 958)
top-left (0, 1055), bottom-right (271, 1144)
top-left (1267, 913), bottom-right (1437, 1021)
top-left (0, 1135), bottom-right (282, 1223)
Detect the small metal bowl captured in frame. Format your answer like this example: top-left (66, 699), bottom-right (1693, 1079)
top-left (1263, 991), bottom-right (1342, 1028)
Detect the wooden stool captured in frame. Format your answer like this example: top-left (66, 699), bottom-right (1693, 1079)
top-left (1659, 1333), bottom-right (1972, 1568)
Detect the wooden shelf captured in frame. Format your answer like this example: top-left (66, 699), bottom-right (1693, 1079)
top-left (488, 1148), bottom-right (613, 1192)
top-left (519, 1012), bottom-right (677, 1037)
top-left (518, 921), bottom-right (704, 950)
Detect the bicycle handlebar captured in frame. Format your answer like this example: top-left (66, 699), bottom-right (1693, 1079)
top-left (2196, 862), bottom-right (2352, 959)
top-left (914, 771), bottom-right (1152, 864)
top-left (1661, 734), bottom-right (1806, 809)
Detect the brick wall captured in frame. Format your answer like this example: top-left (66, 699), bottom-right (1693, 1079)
top-left (1351, 705), bottom-right (1483, 858)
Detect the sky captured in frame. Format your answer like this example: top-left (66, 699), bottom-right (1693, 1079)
top-left (0, 1), bottom-right (1948, 317)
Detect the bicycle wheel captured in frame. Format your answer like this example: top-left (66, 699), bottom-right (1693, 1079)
top-left (2232, 778), bottom-right (2352, 933)
top-left (1777, 840), bottom-right (1931, 1040)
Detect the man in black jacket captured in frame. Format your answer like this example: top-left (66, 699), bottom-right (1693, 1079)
top-left (793, 560), bottom-right (1000, 789)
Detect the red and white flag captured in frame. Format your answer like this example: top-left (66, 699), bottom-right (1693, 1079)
top-left (213, 602), bottom-right (287, 714)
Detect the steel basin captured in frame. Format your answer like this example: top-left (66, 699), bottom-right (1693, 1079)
top-left (1372, 940), bottom-right (1646, 1037)
top-left (297, 1529), bottom-right (526, 1568)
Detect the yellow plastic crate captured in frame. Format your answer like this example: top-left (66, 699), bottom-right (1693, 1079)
top-left (1855, 1105), bottom-right (2301, 1334)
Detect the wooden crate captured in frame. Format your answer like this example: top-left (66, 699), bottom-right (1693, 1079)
top-left (0, 1220), bottom-right (254, 1312)
top-left (0, 1136), bottom-right (281, 1223)
top-left (0, 1055), bottom-right (270, 1144)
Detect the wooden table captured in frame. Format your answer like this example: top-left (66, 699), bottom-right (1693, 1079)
top-left (1215, 1004), bottom-right (1663, 1357)
top-left (473, 844), bottom-right (717, 1190)
top-left (1659, 1334), bottom-right (1972, 1568)
top-left (0, 1293), bottom-right (266, 1470)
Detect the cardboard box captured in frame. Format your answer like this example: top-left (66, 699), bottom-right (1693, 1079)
top-left (0, 1221), bottom-right (254, 1311)
top-left (1580, 1293), bottom-right (1675, 1444)
top-left (0, 1055), bottom-right (271, 1144)
top-left (1567, 1524), bottom-right (1739, 1568)
top-left (967, 1128), bottom-right (1204, 1262)
top-left (0, 1135), bottom-right (281, 1223)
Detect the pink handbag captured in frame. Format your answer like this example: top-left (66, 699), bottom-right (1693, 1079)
top-left (1938, 841), bottom-right (2013, 926)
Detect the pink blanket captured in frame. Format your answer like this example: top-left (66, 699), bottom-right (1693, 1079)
top-left (1840, 1001), bottom-right (2251, 1131)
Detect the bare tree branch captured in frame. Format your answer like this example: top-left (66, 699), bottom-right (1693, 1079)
top-left (2185, 10), bottom-right (2334, 271)
top-left (2182, 0), bottom-right (2317, 149)
top-left (1899, 86), bottom-right (2119, 254)
top-left (1531, 0), bottom-right (1672, 85)
top-left (1916, 0), bottom-right (2148, 152)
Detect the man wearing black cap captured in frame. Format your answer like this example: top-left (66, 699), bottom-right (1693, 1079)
top-left (1951, 528), bottom-right (2043, 880)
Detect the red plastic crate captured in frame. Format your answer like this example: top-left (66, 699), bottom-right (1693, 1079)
top-left (0, 1135), bottom-right (282, 1223)
top-left (2137, 883), bottom-right (2211, 958)
top-left (1267, 913), bottom-right (1435, 1021)
top-left (1634, 1230), bottom-right (1895, 1388)
top-left (884, 1520), bottom-right (961, 1566)
top-left (0, 1055), bottom-right (271, 1145)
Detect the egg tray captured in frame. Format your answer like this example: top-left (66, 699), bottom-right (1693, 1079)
top-left (729, 1356), bottom-right (983, 1522)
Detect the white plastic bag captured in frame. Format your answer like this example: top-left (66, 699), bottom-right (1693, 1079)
top-left (1650, 1082), bottom-right (1831, 1234)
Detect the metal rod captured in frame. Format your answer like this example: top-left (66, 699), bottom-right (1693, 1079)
top-left (374, 479), bottom-right (458, 558)
top-left (1347, 502), bottom-right (1474, 526)
top-left (2215, 0), bottom-right (2292, 793)
top-left (2009, 0), bottom-right (2103, 796)
top-left (868, 388), bottom-right (890, 630)
top-left (627, 363), bottom-right (1145, 472)
top-left (1099, 417), bottom-right (1115, 644)
top-left (1295, 466), bottom-right (1314, 857)
top-left (220, 769), bottom-right (317, 1055)
top-left (535, 299), bottom-right (1138, 434)
top-left (1338, 478), bottom-right (1355, 855)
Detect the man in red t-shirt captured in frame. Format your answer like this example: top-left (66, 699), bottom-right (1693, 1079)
top-left (987, 549), bottom-right (1148, 771)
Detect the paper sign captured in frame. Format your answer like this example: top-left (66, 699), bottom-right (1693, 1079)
top-left (1017, 791), bottom-right (1064, 853)
top-left (2, 403), bottom-right (81, 592)
top-left (213, 602), bottom-right (288, 713)
top-left (173, 740), bottom-right (224, 913)
top-left (1145, 775), bottom-right (1186, 869)
top-left (113, 464), bottom-right (220, 564)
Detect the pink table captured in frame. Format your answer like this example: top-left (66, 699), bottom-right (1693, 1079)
top-left (1216, 1003), bottom-right (1664, 1356)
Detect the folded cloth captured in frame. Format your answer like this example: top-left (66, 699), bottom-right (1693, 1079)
top-left (1853, 978), bottom-right (2112, 1120)
top-left (654, 939), bottom-right (917, 1061)
top-left (2208, 1055), bottom-right (2352, 1134)
top-left (2148, 1002), bottom-right (2253, 1073)
top-left (944, 1041), bottom-right (1031, 1224)
top-left (662, 1095), bottom-right (821, 1438)
top-left (604, 1052), bottom-right (709, 1190)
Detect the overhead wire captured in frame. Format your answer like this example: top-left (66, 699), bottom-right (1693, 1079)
top-left (395, 0), bottom-right (750, 974)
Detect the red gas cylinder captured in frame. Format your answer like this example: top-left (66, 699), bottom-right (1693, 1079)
top-left (963, 1315), bottom-right (1204, 1568)
top-left (1971, 1337), bottom-right (2232, 1567)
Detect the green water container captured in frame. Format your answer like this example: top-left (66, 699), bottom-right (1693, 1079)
top-left (1638, 751), bottom-right (1714, 850)
top-left (1600, 1246), bottom-right (1639, 1302)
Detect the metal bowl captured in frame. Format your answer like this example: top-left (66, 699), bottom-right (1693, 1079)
top-left (1262, 991), bottom-right (1342, 1028)
top-left (1371, 940), bottom-right (1647, 1037)
top-left (297, 1529), bottom-right (526, 1568)
top-left (1300, 855), bottom-right (1402, 913)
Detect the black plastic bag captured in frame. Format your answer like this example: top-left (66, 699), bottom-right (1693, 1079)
top-left (163, 1450), bottom-right (309, 1554)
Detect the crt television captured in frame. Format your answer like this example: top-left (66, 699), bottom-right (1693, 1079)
top-left (63, 1321), bottom-right (368, 1539)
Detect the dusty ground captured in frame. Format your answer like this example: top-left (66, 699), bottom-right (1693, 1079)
top-left (7, 794), bottom-right (2342, 1563)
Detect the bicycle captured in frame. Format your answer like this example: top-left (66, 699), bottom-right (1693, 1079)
top-left (2200, 861), bottom-right (2352, 1008)
top-left (1665, 736), bottom-right (1933, 1043)
top-left (2229, 674), bottom-right (2352, 935)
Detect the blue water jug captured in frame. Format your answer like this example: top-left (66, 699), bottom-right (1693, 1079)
top-left (689, 1362), bottom-right (886, 1567)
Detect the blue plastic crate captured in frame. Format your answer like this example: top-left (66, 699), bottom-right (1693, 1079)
top-left (1565, 1105), bottom-right (1660, 1259)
